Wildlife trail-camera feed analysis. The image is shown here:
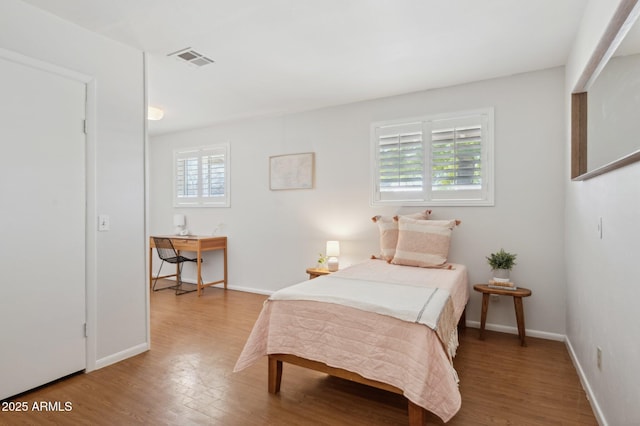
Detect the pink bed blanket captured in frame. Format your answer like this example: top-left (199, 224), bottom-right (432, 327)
top-left (234, 260), bottom-right (469, 422)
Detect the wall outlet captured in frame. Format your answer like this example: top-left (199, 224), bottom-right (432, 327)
top-left (597, 346), bottom-right (602, 370)
top-left (490, 294), bottom-right (500, 302)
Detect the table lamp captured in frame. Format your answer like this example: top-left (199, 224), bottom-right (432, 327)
top-left (326, 240), bottom-right (340, 272)
top-left (174, 214), bottom-right (186, 235)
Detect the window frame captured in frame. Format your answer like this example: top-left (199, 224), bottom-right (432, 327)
top-left (370, 108), bottom-right (494, 207)
top-left (173, 143), bottom-right (230, 208)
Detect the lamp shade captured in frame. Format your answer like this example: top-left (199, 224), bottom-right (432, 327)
top-left (326, 240), bottom-right (340, 257)
top-left (173, 214), bottom-right (186, 227)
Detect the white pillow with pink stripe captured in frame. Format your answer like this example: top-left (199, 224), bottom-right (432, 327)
top-left (391, 217), bottom-right (460, 268)
top-left (371, 210), bottom-right (431, 261)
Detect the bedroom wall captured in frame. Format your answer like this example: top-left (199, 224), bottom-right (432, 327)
top-left (1, 0), bottom-right (147, 369)
top-left (150, 67), bottom-right (567, 338)
top-left (565, 0), bottom-right (640, 424)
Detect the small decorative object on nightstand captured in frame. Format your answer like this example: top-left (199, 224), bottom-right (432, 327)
top-left (473, 283), bottom-right (532, 346)
top-left (316, 253), bottom-right (328, 270)
top-left (306, 268), bottom-right (332, 280)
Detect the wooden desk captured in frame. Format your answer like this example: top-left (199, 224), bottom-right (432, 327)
top-left (473, 284), bottom-right (532, 346)
top-left (150, 235), bottom-right (227, 297)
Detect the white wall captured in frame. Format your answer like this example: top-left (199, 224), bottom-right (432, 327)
top-left (1, 0), bottom-right (148, 368)
top-left (565, 1), bottom-right (640, 424)
top-left (150, 67), bottom-right (567, 338)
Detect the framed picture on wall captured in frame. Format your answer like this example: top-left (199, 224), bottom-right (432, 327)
top-left (269, 152), bottom-right (315, 190)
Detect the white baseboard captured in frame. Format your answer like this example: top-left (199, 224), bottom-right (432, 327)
top-left (94, 342), bottom-right (149, 370)
top-left (226, 285), bottom-right (273, 296)
top-left (465, 320), bottom-right (565, 342)
top-left (155, 277), bottom-right (274, 296)
top-left (565, 337), bottom-right (607, 426)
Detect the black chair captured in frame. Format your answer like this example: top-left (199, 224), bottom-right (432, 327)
top-left (152, 237), bottom-right (201, 295)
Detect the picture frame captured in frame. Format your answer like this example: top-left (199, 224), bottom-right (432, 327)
top-left (269, 152), bottom-right (315, 190)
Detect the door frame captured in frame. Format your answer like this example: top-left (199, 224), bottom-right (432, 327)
top-left (0, 47), bottom-right (98, 372)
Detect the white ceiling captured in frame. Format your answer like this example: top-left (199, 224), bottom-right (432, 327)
top-left (22, 0), bottom-right (588, 136)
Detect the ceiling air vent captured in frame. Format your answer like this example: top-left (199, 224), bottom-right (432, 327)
top-left (167, 47), bottom-right (214, 67)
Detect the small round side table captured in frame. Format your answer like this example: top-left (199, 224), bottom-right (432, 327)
top-left (473, 284), bottom-right (532, 346)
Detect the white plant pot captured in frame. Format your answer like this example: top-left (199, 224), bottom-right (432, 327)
top-left (492, 268), bottom-right (511, 283)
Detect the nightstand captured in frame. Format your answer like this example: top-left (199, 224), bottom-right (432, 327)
top-left (306, 268), bottom-right (331, 280)
top-left (473, 284), bottom-right (532, 346)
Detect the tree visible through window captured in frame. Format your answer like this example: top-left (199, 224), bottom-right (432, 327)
top-left (372, 109), bottom-right (493, 206)
top-left (431, 124), bottom-right (482, 191)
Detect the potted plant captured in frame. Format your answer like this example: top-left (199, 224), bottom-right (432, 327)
top-left (486, 249), bottom-right (517, 282)
top-left (316, 253), bottom-right (328, 270)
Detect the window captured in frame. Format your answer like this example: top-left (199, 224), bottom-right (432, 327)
top-left (371, 108), bottom-right (494, 206)
top-left (174, 144), bottom-right (230, 207)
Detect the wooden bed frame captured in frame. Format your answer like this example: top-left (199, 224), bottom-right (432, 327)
top-left (268, 354), bottom-right (428, 425)
top-left (267, 308), bottom-right (467, 425)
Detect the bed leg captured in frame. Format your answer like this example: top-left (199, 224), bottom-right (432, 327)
top-left (407, 400), bottom-right (428, 426)
top-left (268, 356), bottom-right (282, 394)
top-left (457, 307), bottom-right (467, 333)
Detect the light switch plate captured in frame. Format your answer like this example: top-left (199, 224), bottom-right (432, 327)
top-left (98, 214), bottom-right (110, 231)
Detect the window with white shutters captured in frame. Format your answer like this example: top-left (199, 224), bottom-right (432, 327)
top-left (174, 144), bottom-right (230, 207)
top-left (371, 109), bottom-right (494, 206)
top-left (377, 121), bottom-right (424, 196)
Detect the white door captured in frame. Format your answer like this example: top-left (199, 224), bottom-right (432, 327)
top-left (0, 55), bottom-right (87, 399)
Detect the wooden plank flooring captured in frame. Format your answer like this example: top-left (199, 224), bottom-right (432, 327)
top-left (1, 284), bottom-right (597, 425)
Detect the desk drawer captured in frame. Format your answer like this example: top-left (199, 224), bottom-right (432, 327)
top-left (172, 239), bottom-right (198, 251)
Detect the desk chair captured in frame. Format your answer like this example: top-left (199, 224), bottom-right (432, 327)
top-left (152, 237), bottom-right (201, 295)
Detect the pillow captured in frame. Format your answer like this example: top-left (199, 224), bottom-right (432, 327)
top-left (371, 210), bottom-right (431, 261)
top-left (390, 217), bottom-right (460, 268)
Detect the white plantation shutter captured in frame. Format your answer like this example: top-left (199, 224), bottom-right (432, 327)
top-left (201, 147), bottom-right (226, 198)
top-left (427, 113), bottom-right (489, 202)
top-left (174, 144), bottom-right (230, 207)
top-left (176, 153), bottom-right (199, 199)
top-left (376, 122), bottom-right (424, 199)
top-left (372, 109), bottom-right (493, 206)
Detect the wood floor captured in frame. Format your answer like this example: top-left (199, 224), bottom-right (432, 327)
top-left (2, 283), bottom-right (597, 425)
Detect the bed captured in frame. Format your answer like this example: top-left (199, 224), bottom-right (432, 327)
top-left (234, 258), bottom-right (469, 424)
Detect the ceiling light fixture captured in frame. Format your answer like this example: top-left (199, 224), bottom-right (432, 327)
top-left (147, 106), bottom-right (164, 121)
